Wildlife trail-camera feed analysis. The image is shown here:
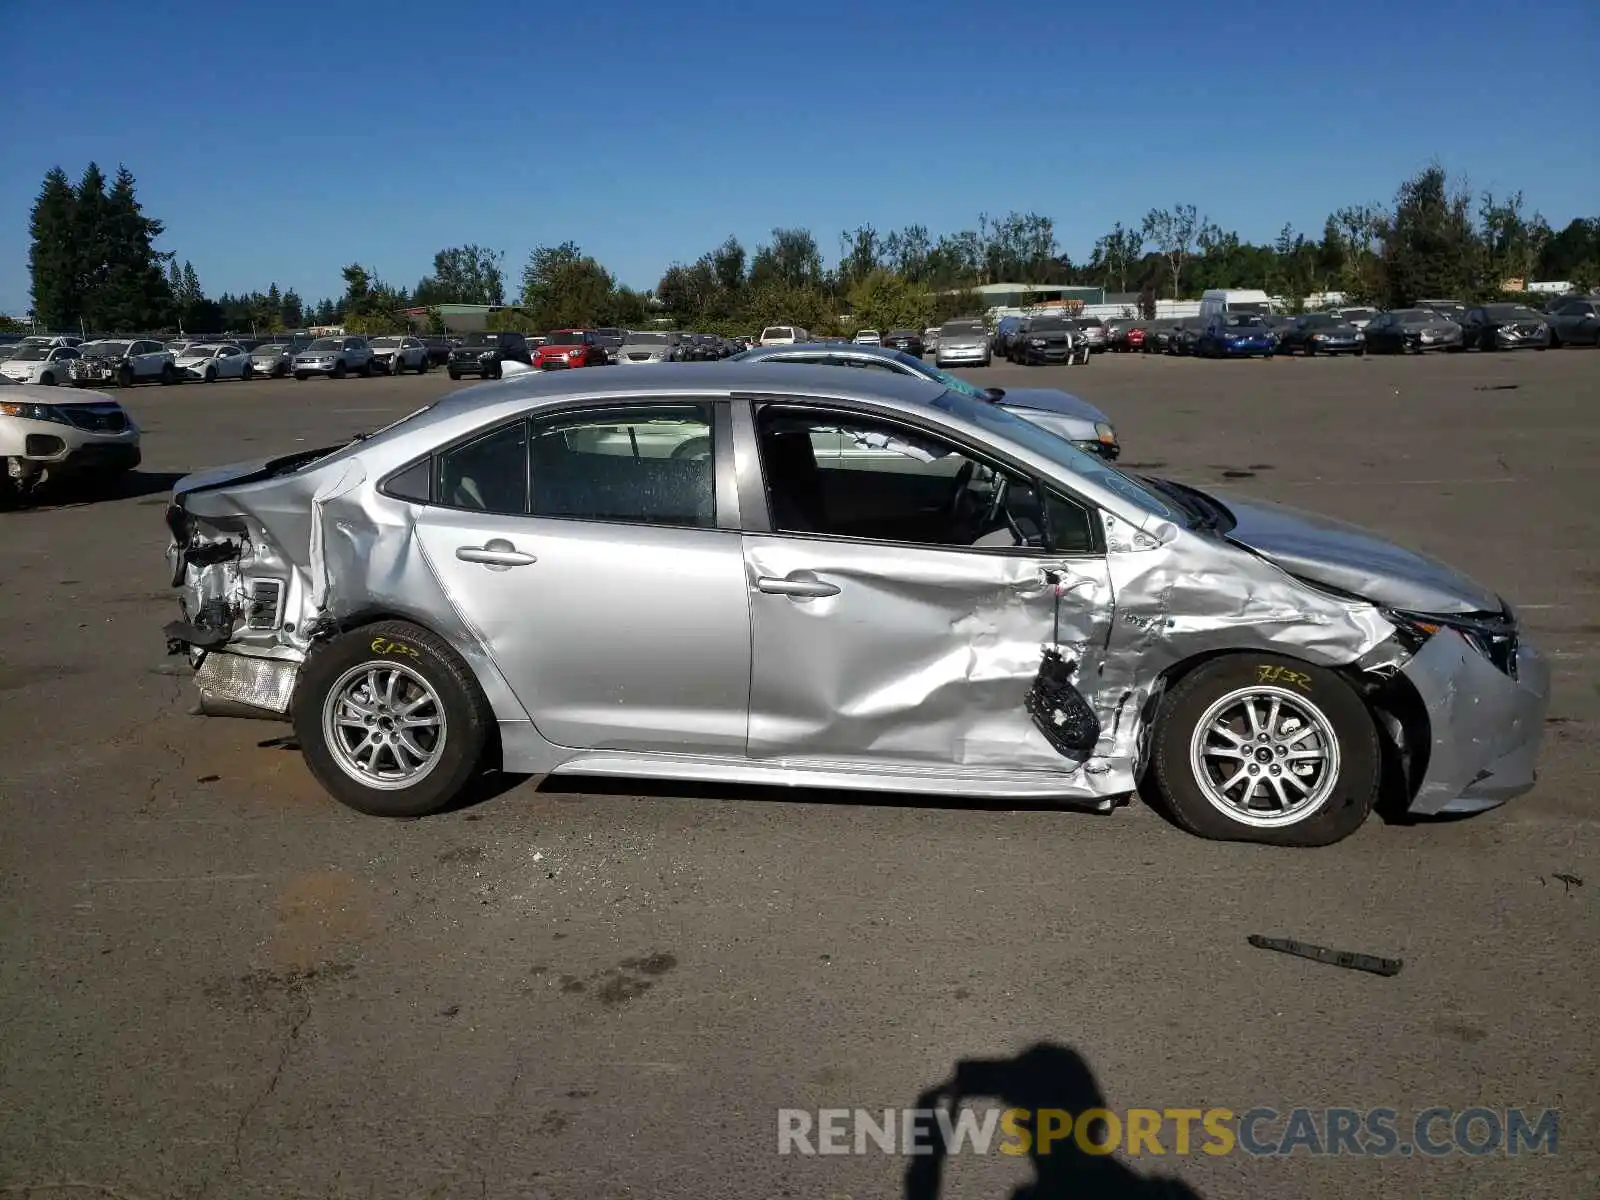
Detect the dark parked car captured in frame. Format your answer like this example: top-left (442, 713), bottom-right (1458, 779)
top-left (881, 329), bottom-right (925, 357)
top-left (447, 331), bottom-right (533, 379)
top-left (1459, 304), bottom-right (1552, 351)
top-left (593, 327), bottom-right (626, 364)
top-left (421, 337), bottom-right (457, 367)
top-left (1196, 313), bottom-right (1277, 358)
top-left (1362, 309), bottom-right (1463, 354)
top-left (1547, 296), bottom-right (1600, 346)
top-left (992, 315), bottom-right (1024, 359)
top-left (1144, 318), bottom-right (1180, 353)
top-left (1167, 318), bottom-right (1205, 356)
top-left (1416, 299), bottom-right (1468, 324)
top-left (1012, 315), bottom-right (1082, 366)
top-left (1276, 313), bottom-right (1365, 356)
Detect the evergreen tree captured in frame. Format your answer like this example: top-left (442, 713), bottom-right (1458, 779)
top-left (167, 258), bottom-right (184, 301)
top-left (28, 167), bottom-right (79, 328)
top-left (96, 165), bottom-right (172, 330)
top-left (73, 163), bottom-right (110, 328)
top-left (281, 288), bottom-right (304, 328)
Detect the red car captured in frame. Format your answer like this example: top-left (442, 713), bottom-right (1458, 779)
top-left (534, 329), bottom-right (606, 369)
top-left (1123, 326), bottom-right (1147, 351)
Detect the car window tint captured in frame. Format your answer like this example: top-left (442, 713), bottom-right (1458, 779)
top-left (437, 422), bottom-right (530, 514)
top-left (529, 404), bottom-right (715, 528)
top-left (1044, 491), bottom-right (1096, 554)
top-left (756, 407), bottom-right (1047, 551)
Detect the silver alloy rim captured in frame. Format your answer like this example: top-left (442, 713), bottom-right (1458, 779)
top-left (322, 661), bottom-right (447, 791)
top-left (1188, 685), bottom-right (1341, 828)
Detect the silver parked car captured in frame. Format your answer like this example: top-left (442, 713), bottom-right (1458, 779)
top-left (249, 343), bottom-right (297, 378)
top-left (1362, 310), bottom-right (1464, 354)
top-left (368, 336), bottom-right (430, 375)
top-left (293, 336), bottom-right (375, 379)
top-left (617, 331), bottom-right (683, 363)
top-left (163, 363), bottom-right (1547, 846)
top-left (729, 343), bottom-right (1119, 457)
top-left (935, 319), bottom-right (990, 367)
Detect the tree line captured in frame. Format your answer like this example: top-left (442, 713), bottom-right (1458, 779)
top-left (22, 161), bottom-right (1600, 338)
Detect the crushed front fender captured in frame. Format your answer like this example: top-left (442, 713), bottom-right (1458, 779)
top-left (1401, 629), bottom-right (1550, 815)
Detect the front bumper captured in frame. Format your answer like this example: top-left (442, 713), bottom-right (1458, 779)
top-left (1020, 344), bottom-right (1075, 363)
top-left (1222, 339), bottom-right (1275, 355)
top-left (938, 347), bottom-right (988, 363)
top-left (293, 359), bottom-right (340, 375)
top-left (1, 413), bottom-right (141, 470)
top-left (1493, 331), bottom-right (1550, 349)
top-left (1401, 629), bottom-right (1550, 815)
top-left (448, 357), bottom-right (490, 375)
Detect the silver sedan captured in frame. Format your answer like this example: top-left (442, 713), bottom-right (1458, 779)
top-left (163, 363), bottom-right (1548, 846)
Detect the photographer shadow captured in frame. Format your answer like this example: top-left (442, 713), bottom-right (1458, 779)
top-left (905, 1042), bottom-right (1205, 1200)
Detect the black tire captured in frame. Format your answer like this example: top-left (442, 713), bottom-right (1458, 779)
top-left (448, 368), bottom-right (461, 380)
top-left (292, 620), bottom-right (494, 818)
top-left (332, 360), bottom-right (347, 379)
top-left (1147, 653), bottom-right (1379, 847)
top-left (116, 364), bottom-right (134, 388)
top-left (160, 363), bottom-right (175, 385)
top-left (294, 371), bottom-right (309, 381)
top-left (242, 362), bottom-right (254, 380)
top-left (416, 356), bottom-right (428, 374)
top-left (359, 360), bottom-right (373, 377)
top-left (39, 372), bottom-right (55, 386)
top-left (203, 366), bottom-right (216, 383)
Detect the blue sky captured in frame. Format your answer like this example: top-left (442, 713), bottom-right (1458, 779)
top-left (3, 0), bottom-right (1596, 314)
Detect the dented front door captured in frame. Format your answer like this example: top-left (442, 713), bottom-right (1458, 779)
top-left (742, 535), bottom-right (1113, 769)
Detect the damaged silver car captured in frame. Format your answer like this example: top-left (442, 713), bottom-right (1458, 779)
top-left (163, 364), bottom-right (1548, 845)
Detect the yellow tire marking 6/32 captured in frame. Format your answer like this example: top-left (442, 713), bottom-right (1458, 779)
top-left (1256, 664), bottom-right (1312, 689)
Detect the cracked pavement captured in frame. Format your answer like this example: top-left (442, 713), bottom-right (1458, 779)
top-left (0, 351), bottom-right (1595, 1198)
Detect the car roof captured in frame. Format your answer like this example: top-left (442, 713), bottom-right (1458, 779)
top-left (736, 341), bottom-right (909, 363)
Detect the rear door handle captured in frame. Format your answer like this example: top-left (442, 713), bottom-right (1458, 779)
top-left (757, 576), bottom-right (840, 599)
top-left (456, 539), bottom-right (537, 569)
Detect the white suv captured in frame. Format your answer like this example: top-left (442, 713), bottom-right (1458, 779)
top-left (0, 376), bottom-right (141, 505)
top-left (367, 336), bottom-right (430, 375)
top-left (758, 325), bottom-right (810, 346)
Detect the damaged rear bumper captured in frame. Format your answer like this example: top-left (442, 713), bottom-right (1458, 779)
top-left (1401, 629), bottom-right (1549, 815)
top-left (189, 649), bottom-right (300, 720)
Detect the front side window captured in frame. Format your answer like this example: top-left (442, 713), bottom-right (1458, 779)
top-left (530, 404), bottom-right (715, 528)
top-left (755, 407), bottom-right (1092, 553)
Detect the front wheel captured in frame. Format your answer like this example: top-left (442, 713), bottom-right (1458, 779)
top-left (160, 363), bottom-right (175, 385)
top-left (359, 360), bottom-right (373, 377)
top-left (117, 364), bottom-right (134, 388)
top-left (293, 620), bottom-right (493, 817)
top-left (1147, 653), bottom-right (1379, 846)
top-left (203, 367), bottom-right (216, 383)
top-left (294, 371), bottom-right (309, 381)
top-left (416, 356), bottom-right (428, 374)
top-left (242, 362), bottom-right (254, 380)
top-left (39, 372), bottom-right (56, 386)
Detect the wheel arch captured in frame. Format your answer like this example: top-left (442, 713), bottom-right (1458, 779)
top-left (1133, 646), bottom-right (1431, 811)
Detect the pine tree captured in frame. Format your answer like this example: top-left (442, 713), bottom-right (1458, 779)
top-left (182, 261), bottom-right (201, 303)
top-left (97, 165), bottom-right (172, 331)
top-left (73, 163), bottom-right (110, 329)
top-left (28, 167), bottom-right (79, 329)
top-left (281, 288), bottom-right (304, 329)
top-left (167, 258), bottom-right (184, 302)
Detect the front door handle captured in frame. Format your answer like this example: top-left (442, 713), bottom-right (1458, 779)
top-left (456, 539), bottom-right (537, 569)
top-left (757, 575), bottom-right (840, 599)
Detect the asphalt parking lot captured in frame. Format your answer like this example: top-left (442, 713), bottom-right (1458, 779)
top-left (1, 351), bottom-right (1595, 1199)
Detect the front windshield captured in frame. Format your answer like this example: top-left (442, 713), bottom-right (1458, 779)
top-left (942, 392), bottom-right (1182, 523)
top-left (939, 321), bottom-right (983, 337)
top-left (1340, 309), bottom-right (1374, 320)
top-left (307, 338), bottom-right (340, 351)
top-left (81, 341), bottom-right (130, 356)
top-left (11, 347), bottom-right (49, 361)
top-left (256, 344), bottom-right (288, 353)
top-left (545, 331), bottom-right (584, 346)
top-left (1392, 310), bottom-right (1430, 322)
top-left (369, 337), bottom-right (401, 348)
top-left (627, 333), bottom-right (670, 345)
top-left (1028, 316), bottom-right (1069, 332)
top-left (1485, 305), bottom-right (1541, 320)
top-left (1301, 314), bottom-right (1335, 327)
top-left (1224, 314), bottom-right (1266, 328)
top-left (1226, 302), bottom-right (1270, 315)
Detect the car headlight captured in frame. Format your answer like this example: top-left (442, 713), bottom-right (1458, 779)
top-left (0, 400), bottom-right (69, 424)
top-left (1094, 421), bottom-right (1117, 447)
top-left (1355, 331), bottom-right (1365, 340)
top-left (1386, 609), bottom-right (1519, 678)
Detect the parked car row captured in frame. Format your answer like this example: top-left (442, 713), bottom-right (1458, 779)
top-left (1102, 297), bottom-right (1600, 359)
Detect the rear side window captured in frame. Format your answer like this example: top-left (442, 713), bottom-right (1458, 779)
top-left (437, 423), bottom-right (530, 514)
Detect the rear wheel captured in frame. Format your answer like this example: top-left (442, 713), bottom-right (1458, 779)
top-left (293, 620), bottom-right (493, 818)
top-left (1148, 654), bottom-right (1379, 846)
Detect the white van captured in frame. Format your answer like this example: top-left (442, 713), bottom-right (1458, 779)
top-left (758, 325), bottom-right (810, 346)
top-left (1198, 289), bottom-right (1275, 321)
